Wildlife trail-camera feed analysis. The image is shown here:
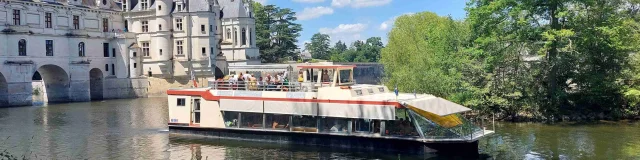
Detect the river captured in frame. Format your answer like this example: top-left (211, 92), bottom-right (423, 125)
top-left (0, 98), bottom-right (638, 159)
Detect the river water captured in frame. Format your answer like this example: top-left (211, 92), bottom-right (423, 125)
top-left (0, 98), bottom-right (638, 159)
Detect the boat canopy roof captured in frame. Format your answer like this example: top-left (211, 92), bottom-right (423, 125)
top-left (228, 64), bottom-right (293, 73)
top-left (297, 65), bottom-right (356, 70)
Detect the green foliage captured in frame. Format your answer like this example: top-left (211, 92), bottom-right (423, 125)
top-left (381, 0), bottom-right (640, 120)
top-left (381, 12), bottom-right (478, 102)
top-left (253, 2), bottom-right (302, 63)
top-left (329, 37), bottom-right (384, 62)
top-left (306, 33), bottom-right (331, 60)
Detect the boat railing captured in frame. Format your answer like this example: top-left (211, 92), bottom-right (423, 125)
top-left (209, 80), bottom-right (325, 92)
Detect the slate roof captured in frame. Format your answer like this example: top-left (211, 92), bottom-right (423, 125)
top-left (218, 0), bottom-right (249, 18)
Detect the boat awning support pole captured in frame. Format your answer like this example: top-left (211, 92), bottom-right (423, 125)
top-left (408, 110), bottom-right (425, 139)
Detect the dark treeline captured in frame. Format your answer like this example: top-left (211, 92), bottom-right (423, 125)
top-left (382, 0), bottom-right (640, 121)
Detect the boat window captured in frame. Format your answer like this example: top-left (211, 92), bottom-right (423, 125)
top-left (339, 69), bottom-right (352, 83)
top-left (385, 108), bottom-right (419, 138)
top-left (222, 111), bottom-right (239, 128)
top-left (319, 117), bottom-right (349, 134)
top-left (177, 98), bottom-right (186, 106)
top-left (367, 88), bottom-right (374, 94)
top-left (240, 112), bottom-right (264, 129)
top-left (410, 111), bottom-right (482, 139)
top-left (378, 87), bottom-right (385, 92)
top-left (352, 119), bottom-right (372, 133)
top-left (292, 115), bottom-right (317, 133)
top-left (265, 114), bottom-right (290, 130)
top-left (355, 90), bottom-right (363, 96)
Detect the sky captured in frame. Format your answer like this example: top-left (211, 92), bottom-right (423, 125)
top-left (253, 0), bottom-right (468, 49)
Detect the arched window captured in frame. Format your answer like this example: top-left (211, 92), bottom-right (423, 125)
top-left (102, 0), bottom-right (106, 5)
top-left (18, 39), bottom-right (26, 56)
top-left (248, 28), bottom-right (252, 46)
top-left (233, 28), bottom-right (238, 45)
top-left (78, 42), bottom-right (85, 57)
top-left (241, 28), bottom-right (247, 45)
top-left (226, 28), bottom-right (231, 40)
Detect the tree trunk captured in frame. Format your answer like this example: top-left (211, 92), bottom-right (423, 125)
top-left (548, 2), bottom-right (560, 111)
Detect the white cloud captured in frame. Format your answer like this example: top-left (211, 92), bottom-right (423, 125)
top-left (331, 0), bottom-right (392, 8)
top-left (292, 0), bottom-right (325, 3)
top-left (319, 23), bottom-right (368, 44)
top-left (254, 0), bottom-right (268, 4)
top-left (379, 13), bottom-right (414, 30)
top-left (297, 6), bottom-right (334, 20)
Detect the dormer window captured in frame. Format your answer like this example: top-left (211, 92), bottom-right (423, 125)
top-left (141, 0), bottom-right (148, 10)
top-left (122, 0), bottom-right (127, 11)
top-left (177, 4), bottom-right (182, 12)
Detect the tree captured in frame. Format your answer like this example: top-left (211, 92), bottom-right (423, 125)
top-left (381, 12), bottom-right (477, 101)
top-left (307, 33), bottom-right (331, 60)
top-left (253, 2), bottom-right (303, 63)
top-left (467, 0), bottom-right (640, 118)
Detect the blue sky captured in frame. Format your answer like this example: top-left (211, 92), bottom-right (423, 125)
top-left (254, 0), bottom-right (468, 49)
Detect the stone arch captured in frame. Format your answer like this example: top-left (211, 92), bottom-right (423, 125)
top-left (34, 64), bottom-right (70, 103)
top-left (0, 71), bottom-right (7, 106)
top-left (90, 68), bottom-right (104, 100)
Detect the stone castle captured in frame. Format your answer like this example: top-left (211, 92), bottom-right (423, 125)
top-left (0, 0), bottom-right (257, 106)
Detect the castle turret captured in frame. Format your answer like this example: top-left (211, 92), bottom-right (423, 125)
top-left (154, 0), bottom-right (173, 61)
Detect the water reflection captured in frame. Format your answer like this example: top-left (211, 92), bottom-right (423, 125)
top-left (0, 98), bottom-right (639, 159)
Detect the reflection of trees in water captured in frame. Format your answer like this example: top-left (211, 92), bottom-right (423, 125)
top-left (479, 123), bottom-right (640, 160)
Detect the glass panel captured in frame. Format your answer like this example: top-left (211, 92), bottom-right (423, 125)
top-left (194, 112), bottom-right (200, 123)
top-left (292, 115), bottom-right (317, 132)
top-left (385, 109), bottom-right (420, 138)
top-left (265, 114), bottom-right (289, 130)
top-left (352, 119), bottom-right (371, 133)
top-left (222, 111), bottom-right (239, 128)
top-left (339, 69), bottom-right (352, 83)
top-left (240, 112), bottom-right (263, 129)
top-left (408, 110), bottom-right (482, 140)
top-left (319, 117), bottom-right (348, 134)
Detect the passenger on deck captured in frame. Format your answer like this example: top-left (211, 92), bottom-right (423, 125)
top-left (322, 70), bottom-right (330, 82)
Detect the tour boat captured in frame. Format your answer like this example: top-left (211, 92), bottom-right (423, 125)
top-left (166, 65), bottom-right (493, 154)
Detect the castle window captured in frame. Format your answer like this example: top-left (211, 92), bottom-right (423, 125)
top-left (249, 28), bottom-right (252, 45)
top-left (210, 25), bottom-right (213, 32)
top-left (176, 41), bottom-right (184, 55)
top-left (73, 15), bottom-right (80, 29)
top-left (103, 43), bottom-right (109, 57)
top-left (241, 28), bottom-right (247, 45)
top-left (102, 0), bottom-right (106, 5)
top-left (141, 0), bottom-right (148, 10)
top-left (201, 25), bottom-right (205, 33)
top-left (122, 0), bottom-right (127, 11)
top-left (105, 64), bottom-right (109, 71)
top-left (202, 47), bottom-right (206, 56)
top-left (45, 13), bottom-right (52, 28)
top-left (158, 5), bottom-right (161, 10)
top-left (159, 24), bottom-right (162, 31)
top-left (103, 18), bottom-right (109, 32)
top-left (112, 48), bottom-right (116, 57)
top-left (177, 4), bottom-right (182, 12)
top-left (112, 64), bottom-right (115, 75)
top-left (175, 18), bottom-right (183, 30)
top-left (142, 42), bottom-right (150, 57)
top-left (18, 39), bottom-right (26, 56)
top-left (234, 28), bottom-right (238, 44)
top-left (46, 40), bottom-right (53, 56)
top-left (13, 10), bottom-right (20, 25)
top-left (78, 42), bottom-right (85, 57)
top-left (226, 28), bottom-right (231, 40)
top-left (142, 21), bottom-right (148, 32)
